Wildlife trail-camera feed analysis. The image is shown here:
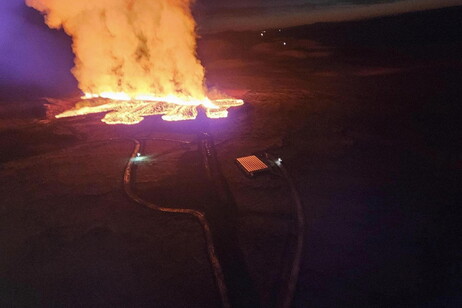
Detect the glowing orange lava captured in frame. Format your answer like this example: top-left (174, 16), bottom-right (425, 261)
top-left (55, 93), bottom-right (244, 124)
top-left (28, 0), bottom-right (243, 124)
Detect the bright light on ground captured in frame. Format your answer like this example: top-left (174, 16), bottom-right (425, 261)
top-left (131, 155), bottom-right (152, 162)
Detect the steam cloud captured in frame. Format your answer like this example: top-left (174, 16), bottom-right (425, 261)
top-left (26, 0), bottom-right (206, 99)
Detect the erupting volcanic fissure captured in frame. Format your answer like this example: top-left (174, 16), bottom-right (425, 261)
top-left (26, 0), bottom-right (243, 124)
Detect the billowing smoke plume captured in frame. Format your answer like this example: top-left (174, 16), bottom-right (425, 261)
top-left (26, 0), bottom-right (206, 99)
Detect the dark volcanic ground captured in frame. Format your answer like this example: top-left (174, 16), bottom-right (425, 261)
top-left (1, 7), bottom-right (461, 308)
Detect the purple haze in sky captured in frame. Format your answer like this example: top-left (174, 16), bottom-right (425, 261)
top-left (0, 0), bottom-right (75, 97)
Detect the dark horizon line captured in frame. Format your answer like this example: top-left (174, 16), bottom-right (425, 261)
top-left (196, 1), bottom-right (462, 33)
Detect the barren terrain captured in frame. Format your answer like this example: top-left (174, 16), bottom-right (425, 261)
top-left (1, 7), bottom-right (461, 307)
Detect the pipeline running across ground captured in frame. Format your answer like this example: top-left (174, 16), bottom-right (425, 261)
top-left (63, 136), bottom-right (303, 308)
top-left (272, 156), bottom-right (305, 308)
top-left (55, 137), bottom-right (230, 306)
top-left (122, 138), bottom-right (231, 308)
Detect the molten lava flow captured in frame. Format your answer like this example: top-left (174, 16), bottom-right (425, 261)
top-left (55, 93), bottom-right (244, 124)
top-left (26, 0), bottom-right (243, 124)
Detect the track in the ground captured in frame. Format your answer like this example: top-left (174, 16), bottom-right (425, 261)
top-left (198, 132), bottom-right (261, 308)
top-left (198, 135), bottom-right (305, 308)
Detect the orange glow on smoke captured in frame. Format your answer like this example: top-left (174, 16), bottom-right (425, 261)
top-left (26, 0), bottom-right (244, 124)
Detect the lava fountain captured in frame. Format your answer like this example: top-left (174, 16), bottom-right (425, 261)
top-left (26, 0), bottom-right (243, 124)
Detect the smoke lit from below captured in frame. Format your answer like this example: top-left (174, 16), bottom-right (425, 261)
top-left (26, 0), bottom-right (243, 124)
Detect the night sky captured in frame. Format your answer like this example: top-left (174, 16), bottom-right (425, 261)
top-left (1, 0), bottom-right (461, 96)
top-left (195, 0), bottom-right (462, 31)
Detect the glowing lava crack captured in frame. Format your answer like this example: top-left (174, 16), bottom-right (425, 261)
top-left (56, 94), bottom-right (244, 125)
